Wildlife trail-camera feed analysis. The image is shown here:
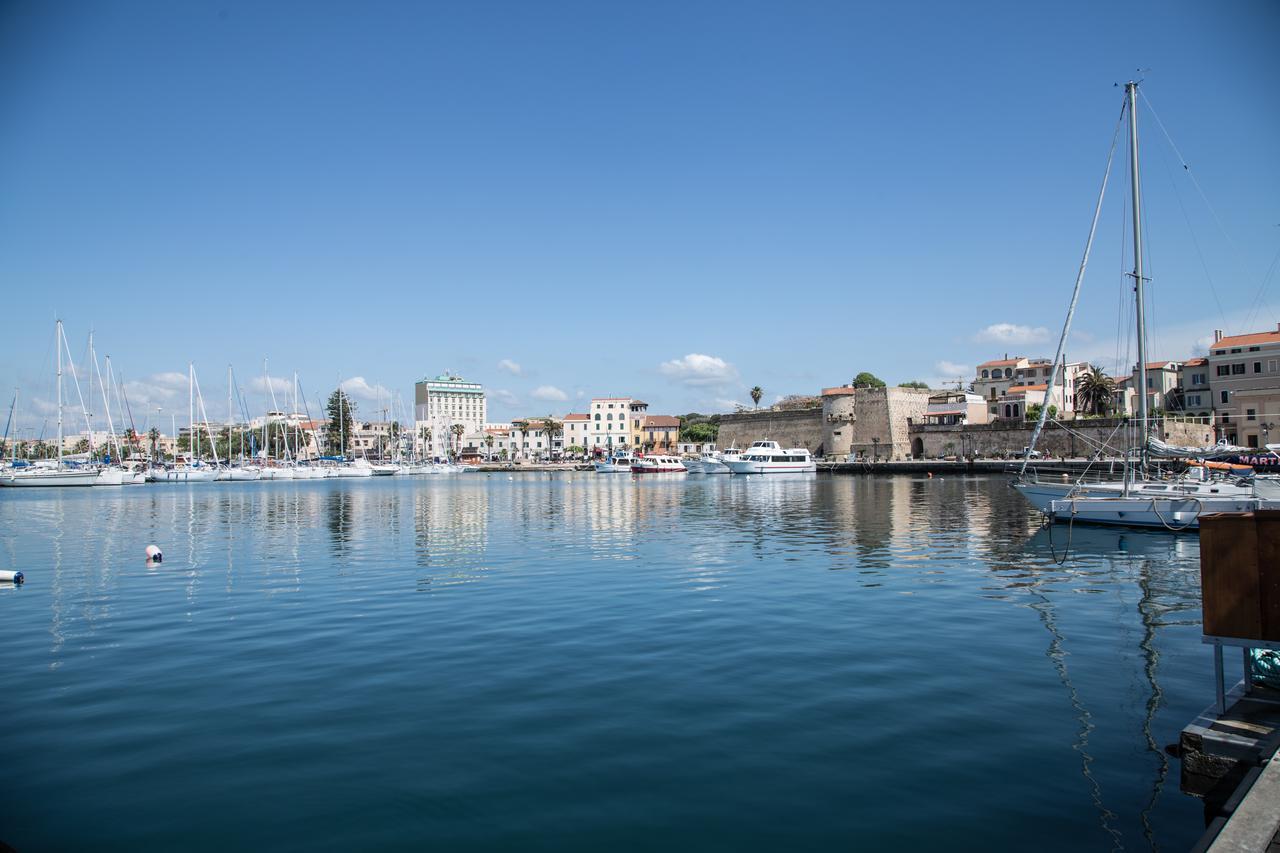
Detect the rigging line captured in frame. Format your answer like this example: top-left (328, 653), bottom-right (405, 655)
top-left (1139, 90), bottom-right (1267, 331)
top-left (1027, 587), bottom-right (1127, 851)
top-left (1021, 97), bottom-right (1127, 476)
top-left (1150, 120), bottom-right (1231, 333)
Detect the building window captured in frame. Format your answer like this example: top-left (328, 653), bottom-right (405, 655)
top-left (1217, 365), bottom-right (1230, 377)
top-left (594, 414), bottom-right (600, 421)
top-left (1232, 363), bottom-right (1246, 375)
top-left (1221, 390), bottom-right (1229, 404)
top-left (1247, 409), bottom-right (1256, 421)
top-left (1255, 362), bottom-right (1263, 373)
top-left (981, 370), bottom-right (989, 379)
top-left (1004, 368), bottom-right (1013, 378)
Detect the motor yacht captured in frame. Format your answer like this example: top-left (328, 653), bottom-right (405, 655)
top-left (723, 441), bottom-right (817, 474)
top-left (630, 455), bottom-right (687, 473)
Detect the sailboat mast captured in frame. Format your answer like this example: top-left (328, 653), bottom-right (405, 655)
top-left (1126, 81), bottom-right (1150, 469)
top-left (56, 321), bottom-right (64, 468)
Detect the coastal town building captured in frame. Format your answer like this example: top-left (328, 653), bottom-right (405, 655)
top-left (973, 357), bottom-right (1088, 420)
top-left (639, 415), bottom-right (679, 451)
top-left (413, 373), bottom-right (486, 458)
top-left (1172, 357), bottom-right (1212, 420)
top-left (589, 398), bottom-right (647, 453)
top-left (922, 391), bottom-right (989, 426)
top-left (561, 413), bottom-right (590, 451)
top-left (1208, 325), bottom-right (1280, 447)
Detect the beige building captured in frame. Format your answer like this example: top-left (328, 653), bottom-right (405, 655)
top-left (640, 415), bottom-right (680, 451)
top-left (821, 385), bottom-right (932, 460)
top-left (588, 397), bottom-right (648, 452)
top-left (561, 413), bottom-right (591, 452)
top-left (1173, 357), bottom-right (1212, 419)
top-left (974, 357), bottom-right (1087, 420)
top-left (923, 391), bottom-right (989, 426)
top-left (1209, 325), bottom-right (1280, 447)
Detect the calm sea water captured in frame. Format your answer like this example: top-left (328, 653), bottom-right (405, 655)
top-left (0, 474), bottom-right (1213, 851)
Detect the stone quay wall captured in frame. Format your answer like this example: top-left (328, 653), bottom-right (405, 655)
top-left (907, 417), bottom-right (1213, 459)
top-left (717, 409), bottom-right (825, 454)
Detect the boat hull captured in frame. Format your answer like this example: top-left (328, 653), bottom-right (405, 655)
top-left (0, 469), bottom-right (100, 487)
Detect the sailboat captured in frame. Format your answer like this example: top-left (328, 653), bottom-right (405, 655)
top-left (159, 364), bottom-right (219, 482)
top-left (0, 321), bottom-right (98, 487)
top-left (1013, 82), bottom-right (1274, 529)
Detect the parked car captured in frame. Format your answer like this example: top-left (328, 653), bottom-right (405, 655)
top-left (1022, 447), bottom-right (1043, 459)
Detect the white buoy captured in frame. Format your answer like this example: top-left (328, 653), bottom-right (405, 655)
top-left (0, 570), bottom-right (24, 584)
top-left (145, 545), bottom-right (163, 563)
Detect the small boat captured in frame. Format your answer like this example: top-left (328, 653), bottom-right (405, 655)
top-left (723, 441), bottom-right (816, 474)
top-left (371, 462), bottom-right (399, 476)
top-left (630, 455), bottom-right (687, 474)
top-left (696, 447), bottom-right (741, 475)
top-left (228, 465), bottom-right (263, 481)
top-left (594, 452), bottom-right (637, 473)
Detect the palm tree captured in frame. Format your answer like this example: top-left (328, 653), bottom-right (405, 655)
top-left (484, 433), bottom-right (495, 461)
top-left (511, 419), bottom-right (529, 461)
top-left (542, 416), bottom-right (562, 460)
top-left (1076, 366), bottom-right (1116, 416)
top-left (419, 425), bottom-right (432, 459)
top-left (750, 386), bottom-right (763, 409)
top-left (450, 423), bottom-right (465, 460)
top-left (148, 427), bottom-right (160, 460)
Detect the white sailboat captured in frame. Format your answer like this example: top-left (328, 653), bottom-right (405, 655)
top-left (159, 364), bottom-right (219, 482)
top-left (1013, 82), bottom-right (1274, 528)
top-left (1, 321), bottom-right (98, 487)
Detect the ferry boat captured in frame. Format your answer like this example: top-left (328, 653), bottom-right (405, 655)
top-left (594, 452), bottom-right (637, 473)
top-left (630, 455), bottom-right (687, 474)
top-left (723, 441), bottom-right (816, 474)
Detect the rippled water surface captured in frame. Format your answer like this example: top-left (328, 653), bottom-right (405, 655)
top-left (1, 474), bottom-right (1212, 850)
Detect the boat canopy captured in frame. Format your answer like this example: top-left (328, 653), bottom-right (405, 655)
top-left (1146, 436), bottom-right (1264, 461)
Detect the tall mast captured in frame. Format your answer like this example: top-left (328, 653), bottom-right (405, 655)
top-left (1126, 81), bottom-right (1150, 470)
top-left (56, 321), bottom-right (64, 468)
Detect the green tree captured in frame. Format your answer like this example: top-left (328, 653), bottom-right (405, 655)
top-left (419, 426), bottom-right (432, 458)
top-left (450, 423), bottom-right (465, 459)
top-left (681, 421), bottom-right (718, 443)
top-left (750, 386), bottom-right (763, 409)
top-left (1025, 404), bottom-right (1059, 421)
top-left (1076, 367), bottom-right (1116, 416)
top-left (326, 389), bottom-right (356, 456)
top-left (148, 427), bottom-right (160, 460)
top-left (853, 372), bottom-right (886, 389)
top-left (898, 380), bottom-right (929, 390)
top-left (484, 433), bottom-right (495, 460)
top-left (73, 437), bottom-right (90, 455)
top-left (542, 416), bottom-right (562, 459)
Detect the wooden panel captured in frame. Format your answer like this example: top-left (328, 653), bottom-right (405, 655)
top-left (1255, 510), bottom-right (1280, 642)
top-left (1200, 513), bottom-right (1261, 640)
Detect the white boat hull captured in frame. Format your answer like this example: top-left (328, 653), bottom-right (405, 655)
top-left (161, 468), bottom-right (217, 482)
top-left (724, 459), bottom-right (817, 474)
top-left (1044, 493), bottom-right (1261, 530)
top-left (1, 468), bottom-right (100, 487)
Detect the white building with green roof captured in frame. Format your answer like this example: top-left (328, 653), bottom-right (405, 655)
top-left (414, 373), bottom-right (487, 458)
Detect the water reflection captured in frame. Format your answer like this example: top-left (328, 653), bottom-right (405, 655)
top-left (0, 474), bottom-right (1208, 850)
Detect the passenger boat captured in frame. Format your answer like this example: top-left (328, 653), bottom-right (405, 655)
top-left (594, 452), bottom-right (636, 473)
top-left (630, 455), bottom-right (687, 473)
top-left (722, 441), bottom-right (816, 474)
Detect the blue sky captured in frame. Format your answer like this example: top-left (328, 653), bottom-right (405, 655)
top-left (2, 0), bottom-right (1278, 433)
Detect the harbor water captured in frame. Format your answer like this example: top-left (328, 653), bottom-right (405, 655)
top-left (0, 474), bottom-right (1210, 850)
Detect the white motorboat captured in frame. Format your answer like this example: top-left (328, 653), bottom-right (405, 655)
top-left (723, 441), bottom-right (816, 474)
top-left (594, 452), bottom-right (637, 473)
top-left (95, 466), bottom-right (129, 486)
top-left (695, 447), bottom-right (742, 474)
top-left (630, 455), bottom-right (687, 473)
top-left (337, 458), bottom-right (375, 478)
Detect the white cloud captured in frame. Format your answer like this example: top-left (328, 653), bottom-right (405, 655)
top-left (531, 385), bottom-right (568, 402)
top-left (492, 389), bottom-right (520, 407)
top-left (713, 397), bottom-right (743, 412)
top-left (972, 323), bottom-right (1050, 345)
top-left (659, 353), bottom-right (739, 387)
top-left (250, 375), bottom-right (292, 396)
top-left (935, 360), bottom-right (971, 379)
top-left (339, 376), bottom-right (392, 403)
top-left (497, 359), bottom-right (523, 376)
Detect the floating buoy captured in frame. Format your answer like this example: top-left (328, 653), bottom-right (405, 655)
top-left (927, 472), bottom-right (934, 479)
top-left (145, 545), bottom-right (163, 563)
top-left (0, 570), bottom-right (24, 584)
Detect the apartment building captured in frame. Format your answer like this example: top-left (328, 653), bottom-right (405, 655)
top-left (413, 373), bottom-right (486, 457)
top-left (1208, 325), bottom-right (1280, 447)
top-left (589, 398), bottom-right (648, 452)
top-left (974, 357), bottom-right (1087, 420)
